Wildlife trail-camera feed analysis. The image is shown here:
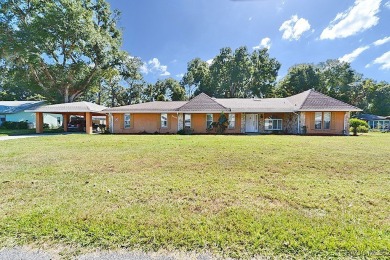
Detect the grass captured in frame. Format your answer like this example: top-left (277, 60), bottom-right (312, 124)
top-left (0, 133), bottom-right (389, 258)
top-left (0, 128), bottom-right (63, 136)
top-left (0, 128), bottom-right (37, 136)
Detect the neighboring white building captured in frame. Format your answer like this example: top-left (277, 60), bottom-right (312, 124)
top-left (0, 101), bottom-right (62, 128)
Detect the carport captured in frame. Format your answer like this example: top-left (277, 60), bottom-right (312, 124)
top-left (26, 102), bottom-right (107, 134)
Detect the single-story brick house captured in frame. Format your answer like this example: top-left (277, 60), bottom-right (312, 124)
top-left (103, 89), bottom-right (361, 135)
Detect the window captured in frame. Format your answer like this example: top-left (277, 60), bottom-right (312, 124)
top-left (315, 112), bottom-right (331, 130)
top-left (161, 113), bottom-right (168, 128)
top-left (124, 114), bottom-right (131, 128)
top-left (323, 112), bottom-right (331, 129)
top-left (0, 115), bottom-right (5, 126)
top-left (315, 112), bottom-right (322, 129)
top-left (228, 114), bottom-right (235, 129)
top-left (184, 114), bottom-right (191, 128)
top-left (206, 114), bottom-right (213, 128)
top-left (265, 119), bottom-right (282, 130)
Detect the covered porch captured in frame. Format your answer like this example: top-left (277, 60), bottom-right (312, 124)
top-left (26, 102), bottom-right (107, 134)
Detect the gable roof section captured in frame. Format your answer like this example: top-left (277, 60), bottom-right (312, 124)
top-left (178, 93), bottom-right (229, 112)
top-left (104, 101), bottom-right (187, 113)
top-left (0, 101), bottom-right (45, 114)
top-left (26, 102), bottom-right (107, 113)
top-left (287, 89), bottom-right (361, 112)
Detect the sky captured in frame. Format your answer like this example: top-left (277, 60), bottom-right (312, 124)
top-left (107, 0), bottom-right (390, 84)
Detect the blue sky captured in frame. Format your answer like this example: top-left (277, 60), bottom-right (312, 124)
top-left (107, 0), bottom-right (390, 83)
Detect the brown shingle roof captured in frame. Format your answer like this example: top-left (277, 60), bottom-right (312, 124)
top-left (104, 101), bottom-right (187, 113)
top-left (178, 93), bottom-right (229, 112)
top-left (215, 98), bottom-right (295, 112)
top-left (101, 90), bottom-right (362, 114)
top-left (288, 89), bottom-right (361, 111)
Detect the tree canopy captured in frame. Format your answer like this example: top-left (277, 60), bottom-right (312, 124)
top-left (0, 0), bottom-right (141, 103)
top-left (0, 1), bottom-right (388, 115)
top-left (182, 46), bottom-right (280, 98)
top-left (276, 60), bottom-right (390, 116)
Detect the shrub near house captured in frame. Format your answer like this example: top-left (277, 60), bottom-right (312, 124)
top-left (349, 118), bottom-right (369, 135)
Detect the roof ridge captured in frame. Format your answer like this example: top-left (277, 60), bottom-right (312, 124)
top-left (298, 89), bottom-right (313, 109)
top-left (178, 92), bottom-right (228, 111)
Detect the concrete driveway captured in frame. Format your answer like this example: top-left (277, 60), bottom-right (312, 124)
top-left (0, 132), bottom-right (85, 141)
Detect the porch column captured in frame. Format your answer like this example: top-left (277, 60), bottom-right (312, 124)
top-left (63, 113), bottom-right (68, 132)
top-left (85, 112), bottom-right (93, 134)
top-left (240, 113), bottom-right (245, 133)
top-left (177, 113), bottom-right (183, 131)
top-left (36, 112), bottom-right (44, 134)
top-left (105, 114), bottom-right (109, 131)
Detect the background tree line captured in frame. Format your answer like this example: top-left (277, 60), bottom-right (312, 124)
top-left (0, 0), bottom-right (389, 116)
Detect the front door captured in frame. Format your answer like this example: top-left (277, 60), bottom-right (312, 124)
top-left (245, 114), bottom-right (258, 132)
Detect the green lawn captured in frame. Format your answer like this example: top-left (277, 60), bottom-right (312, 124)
top-left (0, 128), bottom-right (63, 136)
top-left (0, 129), bottom-right (37, 136)
top-left (0, 133), bottom-right (389, 258)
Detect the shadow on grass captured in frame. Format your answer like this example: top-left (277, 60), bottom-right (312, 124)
top-left (0, 128), bottom-right (64, 136)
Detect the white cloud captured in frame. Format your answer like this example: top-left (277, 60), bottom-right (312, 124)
top-left (373, 36), bottom-right (390, 46)
top-left (176, 73), bottom-right (184, 78)
top-left (279, 15), bottom-right (311, 41)
top-left (206, 59), bottom-right (213, 65)
top-left (373, 51), bottom-right (390, 70)
top-left (141, 58), bottom-right (170, 76)
top-left (339, 45), bottom-right (370, 63)
top-left (385, 1), bottom-right (390, 9)
top-left (160, 71), bottom-right (170, 76)
top-left (253, 37), bottom-right (271, 50)
top-left (320, 0), bottom-right (381, 40)
top-left (140, 63), bottom-right (149, 74)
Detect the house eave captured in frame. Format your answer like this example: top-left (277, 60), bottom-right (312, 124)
top-left (297, 108), bottom-right (362, 112)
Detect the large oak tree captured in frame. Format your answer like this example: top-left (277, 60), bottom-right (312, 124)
top-left (0, 0), bottom-right (138, 103)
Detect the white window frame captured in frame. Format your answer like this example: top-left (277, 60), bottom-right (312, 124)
top-left (228, 114), bottom-right (235, 129)
top-left (206, 114), bottom-right (213, 128)
top-left (124, 114), bottom-right (131, 128)
top-left (265, 118), bottom-right (283, 130)
top-left (161, 113), bottom-right (168, 128)
top-left (184, 114), bottom-right (191, 128)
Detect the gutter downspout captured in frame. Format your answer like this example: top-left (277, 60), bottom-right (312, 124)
top-left (177, 112), bottom-right (179, 131)
top-left (343, 112), bottom-right (347, 135)
top-left (109, 113), bottom-right (114, 134)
